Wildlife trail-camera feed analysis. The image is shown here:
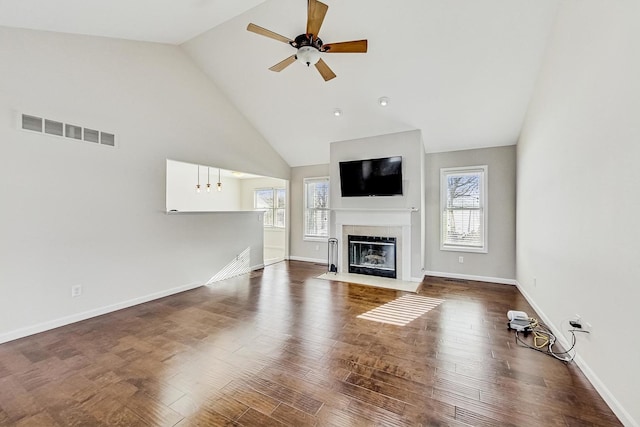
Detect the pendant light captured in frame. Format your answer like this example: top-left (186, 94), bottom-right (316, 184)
top-left (206, 167), bottom-right (211, 192)
top-left (217, 168), bottom-right (222, 191)
top-left (195, 165), bottom-right (201, 193)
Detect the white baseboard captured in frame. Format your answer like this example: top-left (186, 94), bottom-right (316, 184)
top-left (251, 263), bottom-right (265, 271)
top-left (515, 281), bottom-right (636, 427)
top-left (288, 255), bottom-right (327, 264)
top-left (423, 270), bottom-right (516, 285)
top-left (0, 282), bottom-right (203, 345)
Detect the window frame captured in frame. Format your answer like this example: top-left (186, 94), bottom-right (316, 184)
top-left (254, 187), bottom-right (286, 229)
top-left (303, 177), bottom-right (330, 241)
top-left (440, 165), bottom-right (488, 253)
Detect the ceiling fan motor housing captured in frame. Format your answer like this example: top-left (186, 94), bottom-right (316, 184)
top-left (291, 33), bottom-right (324, 50)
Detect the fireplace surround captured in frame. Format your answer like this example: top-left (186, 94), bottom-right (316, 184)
top-left (334, 208), bottom-right (414, 281)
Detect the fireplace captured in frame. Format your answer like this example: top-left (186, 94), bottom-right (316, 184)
top-left (348, 235), bottom-right (397, 279)
top-left (335, 209), bottom-right (413, 281)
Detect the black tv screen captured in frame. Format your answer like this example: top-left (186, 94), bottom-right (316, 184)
top-left (339, 156), bottom-right (403, 197)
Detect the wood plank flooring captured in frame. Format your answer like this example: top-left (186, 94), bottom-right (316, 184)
top-left (0, 261), bottom-right (621, 426)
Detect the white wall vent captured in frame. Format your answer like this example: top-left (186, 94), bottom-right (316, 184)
top-left (20, 113), bottom-right (116, 148)
top-left (100, 132), bottom-right (115, 146)
top-left (65, 124), bottom-right (82, 140)
top-left (22, 115), bottom-right (42, 132)
top-left (44, 119), bottom-right (63, 136)
top-left (84, 128), bottom-right (99, 143)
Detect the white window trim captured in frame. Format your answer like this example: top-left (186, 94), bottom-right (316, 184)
top-left (254, 187), bottom-right (286, 229)
top-left (440, 165), bottom-right (488, 253)
top-left (303, 176), bottom-right (330, 241)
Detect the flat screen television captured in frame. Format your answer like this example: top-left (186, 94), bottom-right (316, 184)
top-left (339, 156), bottom-right (403, 197)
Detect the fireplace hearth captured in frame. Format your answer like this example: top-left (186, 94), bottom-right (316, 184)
top-left (348, 235), bottom-right (397, 279)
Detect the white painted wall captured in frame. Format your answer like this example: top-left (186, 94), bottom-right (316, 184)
top-left (517, 1), bottom-right (640, 425)
top-left (425, 146), bottom-right (516, 283)
top-left (0, 27), bottom-right (289, 342)
top-left (329, 130), bottom-right (425, 279)
top-left (166, 160), bottom-right (242, 211)
top-left (290, 164), bottom-right (331, 263)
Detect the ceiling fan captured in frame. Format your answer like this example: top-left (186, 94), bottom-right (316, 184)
top-left (247, 0), bottom-right (367, 81)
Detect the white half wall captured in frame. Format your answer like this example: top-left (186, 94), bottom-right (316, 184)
top-left (0, 27), bottom-right (288, 342)
top-left (517, 1), bottom-right (640, 425)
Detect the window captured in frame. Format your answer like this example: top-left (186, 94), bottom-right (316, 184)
top-left (255, 188), bottom-right (286, 228)
top-left (440, 166), bottom-right (487, 252)
top-left (304, 177), bottom-right (329, 239)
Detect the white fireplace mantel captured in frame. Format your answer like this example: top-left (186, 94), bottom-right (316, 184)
top-left (333, 209), bottom-right (413, 281)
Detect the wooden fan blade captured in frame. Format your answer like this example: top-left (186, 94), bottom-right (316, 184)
top-left (247, 23), bottom-right (292, 44)
top-left (323, 39), bottom-right (368, 53)
top-left (315, 58), bottom-right (336, 81)
top-left (307, 0), bottom-right (329, 37)
top-left (269, 55), bottom-right (297, 72)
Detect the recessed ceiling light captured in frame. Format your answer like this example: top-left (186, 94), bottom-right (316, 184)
top-left (333, 108), bottom-right (342, 117)
top-left (378, 96), bottom-right (389, 107)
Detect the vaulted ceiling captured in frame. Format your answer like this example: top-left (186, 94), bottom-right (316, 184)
top-left (0, 0), bottom-right (559, 166)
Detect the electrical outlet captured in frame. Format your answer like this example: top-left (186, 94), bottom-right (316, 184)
top-left (569, 314), bottom-right (587, 330)
top-left (458, 256), bottom-right (464, 263)
top-left (71, 284), bottom-right (82, 298)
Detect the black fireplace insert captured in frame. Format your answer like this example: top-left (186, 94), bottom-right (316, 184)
top-left (348, 235), bottom-right (397, 279)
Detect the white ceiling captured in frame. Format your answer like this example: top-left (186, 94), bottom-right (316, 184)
top-left (0, 0), bottom-right (559, 167)
top-left (0, 0), bottom-right (266, 44)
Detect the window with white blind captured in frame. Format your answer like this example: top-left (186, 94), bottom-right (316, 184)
top-left (304, 177), bottom-right (330, 240)
top-left (255, 188), bottom-right (286, 228)
top-left (440, 166), bottom-right (487, 253)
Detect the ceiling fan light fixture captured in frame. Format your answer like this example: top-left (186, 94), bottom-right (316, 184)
top-left (296, 46), bottom-right (321, 66)
top-left (378, 96), bottom-right (390, 107)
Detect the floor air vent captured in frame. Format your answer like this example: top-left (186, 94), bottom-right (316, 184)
top-left (21, 113), bottom-right (116, 148)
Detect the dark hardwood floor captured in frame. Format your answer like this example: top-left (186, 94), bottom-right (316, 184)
top-left (0, 261), bottom-right (621, 426)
